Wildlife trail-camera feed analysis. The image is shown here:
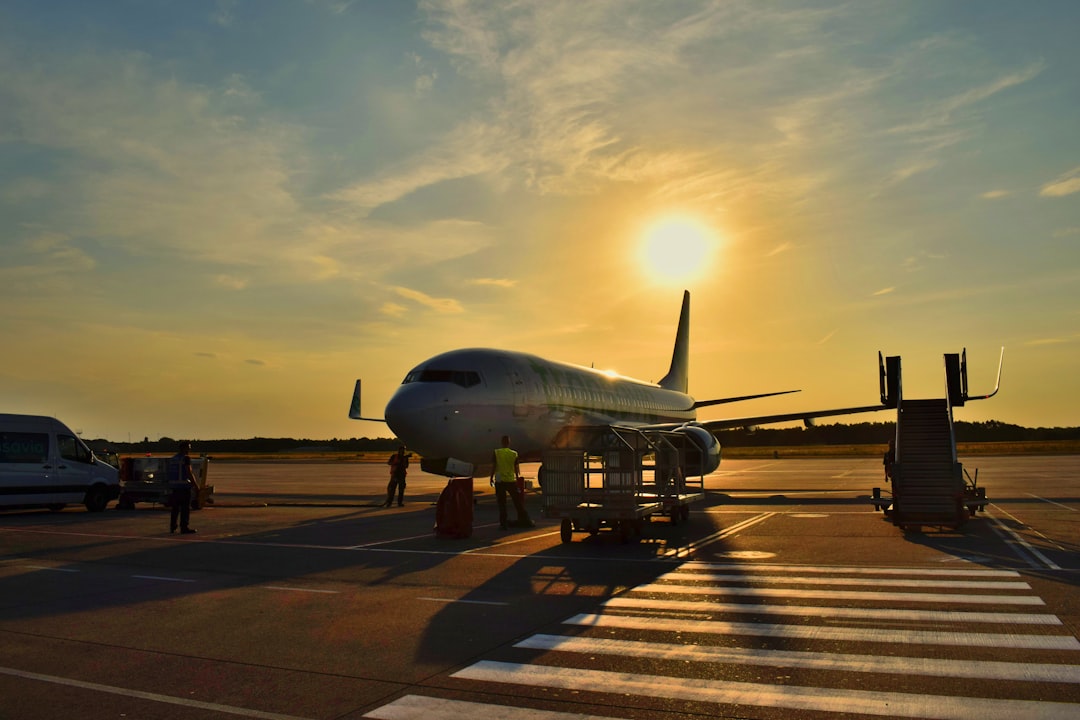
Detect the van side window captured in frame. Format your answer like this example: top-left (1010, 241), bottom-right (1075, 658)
top-left (0, 432), bottom-right (50, 463)
top-left (58, 434), bottom-right (92, 463)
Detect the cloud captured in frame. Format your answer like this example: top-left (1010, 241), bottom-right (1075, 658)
top-left (215, 275), bottom-right (249, 290)
top-left (816, 329), bottom-right (838, 345)
top-left (392, 286), bottom-right (464, 313)
top-left (1040, 167), bottom-right (1080, 198)
top-left (245, 359), bottom-right (266, 366)
top-left (380, 302), bottom-right (408, 318)
top-left (469, 278), bottom-right (517, 288)
top-left (981, 190), bottom-right (1010, 199)
top-left (766, 242), bottom-right (794, 257)
top-left (873, 287), bottom-right (895, 296)
top-left (1052, 227), bottom-right (1080, 238)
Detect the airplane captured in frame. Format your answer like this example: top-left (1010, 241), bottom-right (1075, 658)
top-left (349, 290), bottom-right (899, 479)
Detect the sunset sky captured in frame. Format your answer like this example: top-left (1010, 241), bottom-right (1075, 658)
top-left (2, 1), bottom-right (1078, 442)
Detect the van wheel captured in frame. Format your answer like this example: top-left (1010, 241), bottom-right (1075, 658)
top-left (47, 504), bottom-right (66, 512)
top-left (84, 485), bottom-right (109, 512)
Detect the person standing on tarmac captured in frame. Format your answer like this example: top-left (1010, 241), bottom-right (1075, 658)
top-left (169, 441), bottom-right (197, 534)
top-left (490, 435), bottom-right (534, 530)
top-left (384, 445), bottom-right (409, 507)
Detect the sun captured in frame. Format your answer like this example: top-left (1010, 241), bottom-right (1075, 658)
top-left (639, 216), bottom-right (716, 284)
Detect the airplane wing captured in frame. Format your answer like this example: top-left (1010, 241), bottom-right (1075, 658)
top-left (693, 389), bottom-right (800, 408)
top-left (698, 403), bottom-right (887, 432)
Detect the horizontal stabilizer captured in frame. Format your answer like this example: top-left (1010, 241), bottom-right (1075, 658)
top-left (348, 379), bottom-right (386, 422)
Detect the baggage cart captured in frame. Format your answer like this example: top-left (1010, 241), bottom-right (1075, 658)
top-left (118, 455), bottom-right (213, 510)
top-left (542, 425), bottom-right (704, 543)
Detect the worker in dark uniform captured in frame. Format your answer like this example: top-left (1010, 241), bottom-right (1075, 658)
top-left (169, 441), bottom-right (197, 534)
top-left (384, 445), bottom-right (409, 507)
top-left (884, 438), bottom-right (895, 483)
top-left (490, 435), bottom-right (534, 530)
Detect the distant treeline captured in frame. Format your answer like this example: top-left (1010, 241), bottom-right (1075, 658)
top-left (717, 420), bottom-right (1080, 446)
top-left (87, 421), bottom-right (1080, 455)
top-left (88, 436), bottom-right (402, 454)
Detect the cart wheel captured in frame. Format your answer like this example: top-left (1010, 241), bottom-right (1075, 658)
top-left (680, 505), bottom-right (690, 522)
top-left (618, 521), bottom-right (631, 544)
top-left (560, 518), bottom-right (572, 543)
top-left (669, 507), bottom-right (680, 526)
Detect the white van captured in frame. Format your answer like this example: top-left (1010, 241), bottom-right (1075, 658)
top-left (0, 414), bottom-right (121, 512)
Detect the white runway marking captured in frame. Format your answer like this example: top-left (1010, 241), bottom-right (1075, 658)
top-left (364, 694), bottom-right (613, 719)
top-left (517, 634), bottom-right (1080, 684)
top-left (131, 575), bottom-right (196, 583)
top-left (986, 510), bottom-right (1062, 570)
top-left (22, 565), bottom-right (79, 572)
top-left (261, 586), bottom-right (339, 594)
top-left (632, 582), bottom-right (1046, 605)
top-left (678, 562), bottom-right (1022, 577)
top-left (453, 661), bottom-right (1080, 720)
top-left (1026, 493), bottom-right (1077, 511)
top-left (564, 613), bottom-right (1080, 650)
top-left (657, 571), bottom-right (1031, 590)
top-left (0, 665), bottom-right (312, 720)
top-left (603, 596), bottom-right (1062, 625)
top-left (662, 512), bottom-right (775, 556)
top-left (418, 597), bottom-right (509, 606)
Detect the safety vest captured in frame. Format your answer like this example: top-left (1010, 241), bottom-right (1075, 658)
top-left (493, 447), bottom-right (518, 483)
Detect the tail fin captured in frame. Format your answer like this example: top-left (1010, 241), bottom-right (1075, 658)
top-left (658, 290), bottom-right (690, 393)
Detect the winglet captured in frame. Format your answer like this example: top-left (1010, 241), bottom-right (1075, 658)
top-left (658, 290), bottom-right (690, 393)
top-left (348, 379), bottom-right (386, 422)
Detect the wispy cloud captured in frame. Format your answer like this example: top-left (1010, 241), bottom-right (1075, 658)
top-left (1040, 166), bottom-right (1080, 197)
top-left (816, 329), bottom-right (838, 345)
top-left (873, 287), bottom-right (895, 296)
top-left (469, 278), bottom-right (517, 288)
top-left (981, 190), bottom-right (1010, 199)
top-left (392, 286), bottom-right (464, 314)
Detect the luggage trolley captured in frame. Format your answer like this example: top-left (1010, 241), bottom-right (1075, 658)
top-left (542, 425), bottom-right (704, 543)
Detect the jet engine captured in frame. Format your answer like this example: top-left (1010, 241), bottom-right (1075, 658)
top-left (675, 424), bottom-right (722, 476)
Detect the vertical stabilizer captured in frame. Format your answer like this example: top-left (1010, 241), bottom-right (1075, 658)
top-left (658, 290), bottom-right (690, 393)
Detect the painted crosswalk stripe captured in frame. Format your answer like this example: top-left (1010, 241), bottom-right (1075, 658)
top-left (677, 562), bottom-right (1022, 577)
top-left (364, 694), bottom-right (613, 719)
top-left (564, 613), bottom-right (1080, 650)
top-left (516, 634), bottom-right (1080, 684)
top-left (453, 661), bottom-right (1080, 720)
top-left (632, 582), bottom-right (1046, 605)
top-left (657, 571), bottom-right (1030, 590)
top-left (603, 596), bottom-right (1062, 625)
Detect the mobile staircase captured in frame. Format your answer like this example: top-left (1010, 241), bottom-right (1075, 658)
top-left (872, 349), bottom-right (1002, 530)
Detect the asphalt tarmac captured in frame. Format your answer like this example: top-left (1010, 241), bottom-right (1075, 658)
top-left (1, 455), bottom-right (1077, 720)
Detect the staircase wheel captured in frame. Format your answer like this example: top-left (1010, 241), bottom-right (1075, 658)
top-left (560, 518), bottom-right (572, 543)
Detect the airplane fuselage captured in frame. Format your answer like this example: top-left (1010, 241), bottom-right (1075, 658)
top-left (385, 348), bottom-right (697, 474)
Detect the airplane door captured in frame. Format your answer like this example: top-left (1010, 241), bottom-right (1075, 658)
top-left (501, 360), bottom-right (534, 417)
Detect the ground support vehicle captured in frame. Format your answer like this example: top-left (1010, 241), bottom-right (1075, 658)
top-left (117, 455), bottom-right (213, 510)
top-left (0, 414), bottom-right (120, 512)
top-left (541, 425), bottom-right (705, 543)
top-left (870, 350), bottom-right (995, 531)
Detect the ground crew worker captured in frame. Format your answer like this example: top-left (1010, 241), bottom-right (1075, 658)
top-left (169, 441), bottom-right (197, 534)
top-left (490, 435), bottom-right (534, 530)
top-left (884, 438), bottom-right (895, 482)
top-left (384, 445), bottom-right (409, 507)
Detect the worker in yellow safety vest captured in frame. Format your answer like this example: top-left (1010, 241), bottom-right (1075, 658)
top-left (490, 435), bottom-right (534, 530)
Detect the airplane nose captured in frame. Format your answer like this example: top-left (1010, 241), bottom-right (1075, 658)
top-left (384, 384), bottom-right (449, 456)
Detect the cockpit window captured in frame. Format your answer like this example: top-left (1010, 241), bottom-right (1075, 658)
top-left (402, 369), bottom-right (481, 388)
